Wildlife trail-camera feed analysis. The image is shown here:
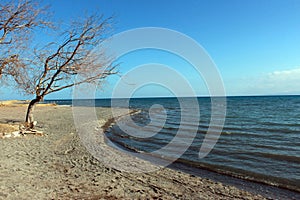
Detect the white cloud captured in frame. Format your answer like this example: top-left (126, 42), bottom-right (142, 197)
top-left (226, 67), bottom-right (300, 95)
top-left (267, 67), bottom-right (300, 81)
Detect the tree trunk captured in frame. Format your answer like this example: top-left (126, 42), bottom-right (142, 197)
top-left (25, 98), bottom-right (41, 129)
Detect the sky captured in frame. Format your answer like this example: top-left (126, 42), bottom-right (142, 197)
top-left (1, 0), bottom-right (300, 99)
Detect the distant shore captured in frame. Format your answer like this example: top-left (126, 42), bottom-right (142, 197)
top-left (0, 104), bottom-right (293, 199)
top-left (0, 100), bottom-right (57, 107)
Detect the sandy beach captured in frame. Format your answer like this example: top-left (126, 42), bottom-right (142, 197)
top-left (0, 104), bottom-right (293, 199)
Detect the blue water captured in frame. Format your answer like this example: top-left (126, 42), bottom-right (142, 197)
top-left (48, 96), bottom-right (300, 192)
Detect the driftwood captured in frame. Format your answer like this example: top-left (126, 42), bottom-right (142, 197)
top-left (0, 122), bottom-right (43, 139)
top-left (19, 121), bottom-right (43, 135)
top-left (0, 131), bottom-right (21, 138)
top-left (19, 129), bottom-right (44, 136)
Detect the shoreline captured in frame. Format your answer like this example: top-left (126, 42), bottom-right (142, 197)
top-left (169, 160), bottom-right (300, 199)
top-left (104, 110), bottom-right (300, 199)
top-left (172, 157), bottom-right (300, 194)
top-left (0, 105), bottom-right (296, 199)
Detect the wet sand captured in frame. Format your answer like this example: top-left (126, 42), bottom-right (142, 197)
top-left (0, 105), bottom-right (288, 199)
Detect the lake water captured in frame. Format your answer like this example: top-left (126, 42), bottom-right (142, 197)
top-left (49, 95), bottom-right (300, 192)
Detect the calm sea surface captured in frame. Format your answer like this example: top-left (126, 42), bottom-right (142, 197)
top-left (49, 96), bottom-right (300, 192)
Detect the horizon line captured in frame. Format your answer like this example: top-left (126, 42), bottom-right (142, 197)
top-left (42, 94), bottom-right (300, 101)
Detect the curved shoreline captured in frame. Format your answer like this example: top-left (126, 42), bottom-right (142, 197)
top-left (170, 159), bottom-right (300, 199)
top-left (0, 105), bottom-right (291, 199)
top-left (104, 110), bottom-right (300, 199)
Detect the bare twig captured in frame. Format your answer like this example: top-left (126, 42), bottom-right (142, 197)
top-left (0, 0), bottom-right (51, 80)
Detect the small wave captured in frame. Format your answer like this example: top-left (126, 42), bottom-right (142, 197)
top-left (174, 157), bottom-right (300, 193)
top-left (251, 152), bottom-right (300, 164)
top-left (104, 96), bottom-right (300, 194)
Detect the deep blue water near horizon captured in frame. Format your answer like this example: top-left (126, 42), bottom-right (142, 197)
top-left (47, 96), bottom-right (300, 192)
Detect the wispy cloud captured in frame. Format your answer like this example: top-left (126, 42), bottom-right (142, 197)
top-left (267, 67), bottom-right (300, 82)
top-left (226, 67), bottom-right (300, 95)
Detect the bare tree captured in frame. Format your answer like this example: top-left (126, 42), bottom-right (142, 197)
top-left (0, 0), bottom-right (50, 79)
top-left (21, 14), bottom-right (116, 128)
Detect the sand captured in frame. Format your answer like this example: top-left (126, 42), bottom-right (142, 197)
top-left (0, 105), bottom-right (295, 199)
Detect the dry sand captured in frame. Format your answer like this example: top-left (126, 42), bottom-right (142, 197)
top-left (0, 104), bottom-right (290, 199)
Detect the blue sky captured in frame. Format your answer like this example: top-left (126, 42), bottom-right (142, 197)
top-left (1, 0), bottom-right (300, 99)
